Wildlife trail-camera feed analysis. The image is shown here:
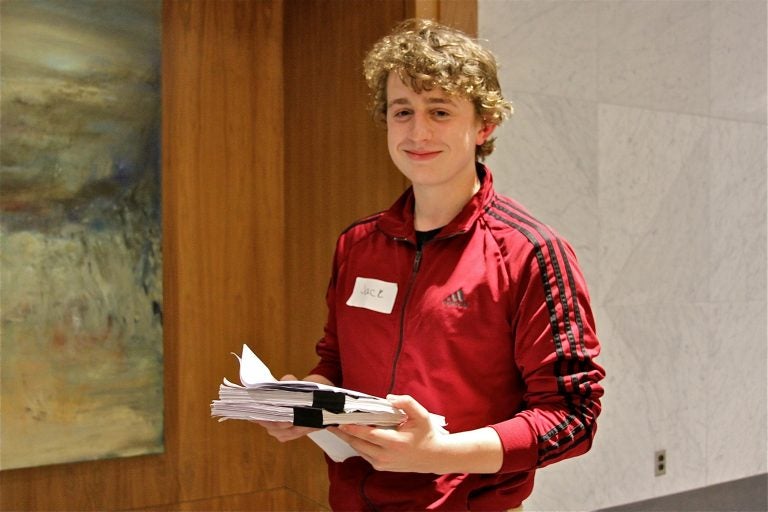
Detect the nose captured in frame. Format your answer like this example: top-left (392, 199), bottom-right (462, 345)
top-left (409, 112), bottom-right (432, 141)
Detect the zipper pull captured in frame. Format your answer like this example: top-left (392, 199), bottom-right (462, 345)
top-left (413, 249), bottom-right (423, 272)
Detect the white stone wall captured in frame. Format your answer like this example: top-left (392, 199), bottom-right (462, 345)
top-left (479, 1), bottom-right (767, 510)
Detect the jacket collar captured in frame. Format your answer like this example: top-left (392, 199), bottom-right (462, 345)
top-left (376, 163), bottom-right (495, 242)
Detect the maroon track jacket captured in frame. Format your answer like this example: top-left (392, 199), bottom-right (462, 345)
top-left (310, 164), bottom-right (605, 511)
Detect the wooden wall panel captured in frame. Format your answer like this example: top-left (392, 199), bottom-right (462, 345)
top-left (163, 0), bottom-right (287, 503)
top-left (408, 0), bottom-right (478, 35)
top-left (282, 0), bottom-right (407, 378)
top-left (281, 0), bottom-right (408, 507)
top-left (438, 0), bottom-right (478, 36)
top-left (153, 488), bottom-right (324, 511)
top-left (0, 451), bottom-right (174, 511)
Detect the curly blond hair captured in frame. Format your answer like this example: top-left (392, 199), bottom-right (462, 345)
top-left (363, 18), bottom-right (513, 160)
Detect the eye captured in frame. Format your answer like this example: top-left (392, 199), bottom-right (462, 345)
top-left (432, 109), bottom-right (451, 119)
top-left (391, 109), bottom-right (412, 119)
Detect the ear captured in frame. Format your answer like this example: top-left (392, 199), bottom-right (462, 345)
top-left (476, 122), bottom-right (496, 146)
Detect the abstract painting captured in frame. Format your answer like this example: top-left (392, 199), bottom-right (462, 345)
top-left (0, 0), bottom-right (163, 469)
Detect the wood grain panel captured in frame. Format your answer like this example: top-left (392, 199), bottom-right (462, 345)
top-left (0, 452), bottom-right (175, 511)
top-left (281, 0), bottom-right (408, 506)
top-left (153, 487), bottom-right (326, 511)
top-left (409, 0), bottom-right (440, 20)
top-left (438, 0), bottom-right (478, 36)
top-left (163, 0), bottom-right (287, 503)
top-left (408, 0), bottom-right (478, 36)
top-left (283, 0), bottom-right (407, 374)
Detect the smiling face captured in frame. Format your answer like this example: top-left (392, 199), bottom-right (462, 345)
top-left (385, 73), bottom-right (494, 192)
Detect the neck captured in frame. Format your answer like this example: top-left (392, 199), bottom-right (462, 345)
top-left (412, 172), bottom-right (480, 232)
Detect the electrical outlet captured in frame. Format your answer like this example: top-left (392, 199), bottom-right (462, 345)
top-left (655, 449), bottom-right (667, 476)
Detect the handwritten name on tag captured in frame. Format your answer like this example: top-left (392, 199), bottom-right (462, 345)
top-left (346, 277), bottom-right (398, 314)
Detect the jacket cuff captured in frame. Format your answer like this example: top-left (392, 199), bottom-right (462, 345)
top-left (489, 416), bottom-right (538, 473)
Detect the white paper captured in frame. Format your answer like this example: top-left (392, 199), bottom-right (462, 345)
top-left (237, 343), bottom-right (277, 386)
top-left (307, 430), bottom-right (359, 463)
top-left (345, 277), bottom-right (398, 314)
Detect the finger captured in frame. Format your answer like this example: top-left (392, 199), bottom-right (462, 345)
top-left (327, 426), bottom-right (352, 443)
top-left (250, 420), bottom-right (293, 429)
top-left (271, 426), bottom-right (316, 442)
top-left (387, 394), bottom-right (430, 423)
top-left (337, 424), bottom-right (375, 438)
top-left (280, 374), bottom-right (298, 381)
top-left (328, 427), bottom-right (382, 459)
top-left (338, 424), bottom-right (404, 450)
top-left (251, 420), bottom-right (317, 442)
top-left (328, 425), bottom-right (377, 445)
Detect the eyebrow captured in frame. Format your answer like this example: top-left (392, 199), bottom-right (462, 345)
top-left (387, 97), bottom-right (457, 108)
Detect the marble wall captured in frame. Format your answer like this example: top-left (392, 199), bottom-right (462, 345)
top-left (479, 1), bottom-right (767, 510)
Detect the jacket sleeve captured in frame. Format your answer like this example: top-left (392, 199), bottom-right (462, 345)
top-left (307, 238), bottom-right (344, 387)
top-left (489, 235), bottom-right (605, 474)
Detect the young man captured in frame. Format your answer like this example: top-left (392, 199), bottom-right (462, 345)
top-left (259, 19), bottom-right (605, 510)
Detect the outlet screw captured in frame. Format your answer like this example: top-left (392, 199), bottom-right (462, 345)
top-left (655, 449), bottom-right (666, 476)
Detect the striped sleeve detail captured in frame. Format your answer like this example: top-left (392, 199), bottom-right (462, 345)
top-left (340, 212), bottom-right (383, 236)
top-left (486, 196), bottom-right (601, 466)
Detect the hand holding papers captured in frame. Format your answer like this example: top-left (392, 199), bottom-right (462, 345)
top-left (212, 345), bottom-right (444, 461)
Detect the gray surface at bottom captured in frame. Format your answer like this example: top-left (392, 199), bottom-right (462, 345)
top-left (594, 473), bottom-right (767, 512)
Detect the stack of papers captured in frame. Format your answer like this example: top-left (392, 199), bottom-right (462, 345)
top-left (211, 345), bottom-right (406, 427)
top-left (211, 345), bottom-right (413, 461)
top-left (214, 382), bottom-right (406, 427)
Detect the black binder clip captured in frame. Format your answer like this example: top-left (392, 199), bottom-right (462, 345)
top-left (292, 406), bottom-right (324, 428)
top-left (312, 389), bottom-right (346, 414)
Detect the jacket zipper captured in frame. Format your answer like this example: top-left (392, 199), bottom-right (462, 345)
top-left (360, 239), bottom-right (421, 510)
top-left (384, 230), bottom-right (468, 395)
top-left (386, 244), bottom-right (422, 395)
top-left (359, 229), bottom-right (470, 508)
top-left (360, 231), bottom-right (465, 508)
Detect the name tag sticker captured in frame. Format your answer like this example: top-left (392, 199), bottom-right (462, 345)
top-left (346, 277), bottom-right (398, 314)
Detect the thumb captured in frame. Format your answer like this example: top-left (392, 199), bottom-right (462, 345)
top-left (387, 394), bottom-right (430, 422)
